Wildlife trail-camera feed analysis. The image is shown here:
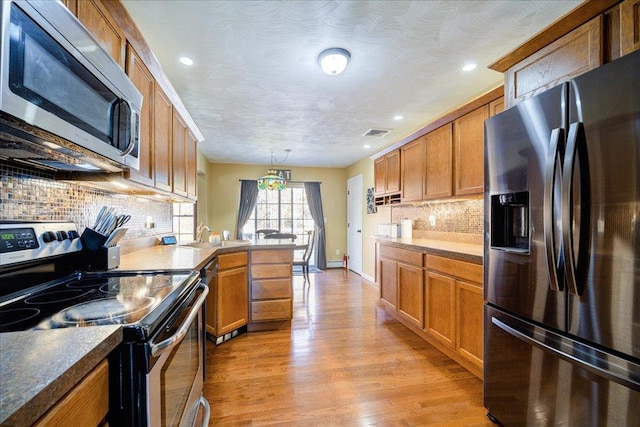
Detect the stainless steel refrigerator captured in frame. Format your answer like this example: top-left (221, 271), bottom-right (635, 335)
top-left (484, 49), bottom-right (640, 425)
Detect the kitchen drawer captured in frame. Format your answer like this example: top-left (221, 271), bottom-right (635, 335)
top-left (251, 249), bottom-right (292, 264)
top-left (34, 359), bottom-right (109, 427)
top-left (379, 245), bottom-right (424, 267)
top-left (252, 278), bottom-right (291, 300)
top-left (251, 263), bottom-right (292, 279)
top-left (218, 251), bottom-right (248, 270)
top-left (426, 255), bottom-right (482, 284)
top-left (251, 299), bottom-right (291, 322)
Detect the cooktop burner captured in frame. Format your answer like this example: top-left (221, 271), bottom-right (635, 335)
top-left (50, 296), bottom-right (155, 326)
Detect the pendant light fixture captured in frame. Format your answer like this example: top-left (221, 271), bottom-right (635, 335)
top-left (318, 48), bottom-right (350, 75)
top-left (257, 149), bottom-right (291, 191)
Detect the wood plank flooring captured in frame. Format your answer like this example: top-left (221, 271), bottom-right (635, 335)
top-left (204, 269), bottom-right (493, 426)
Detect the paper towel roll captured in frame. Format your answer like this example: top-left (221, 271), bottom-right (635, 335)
top-left (401, 219), bottom-right (413, 239)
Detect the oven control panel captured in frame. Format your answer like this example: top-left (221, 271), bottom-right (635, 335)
top-left (0, 221), bottom-right (82, 267)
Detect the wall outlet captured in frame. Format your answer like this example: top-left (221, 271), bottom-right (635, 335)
top-left (335, 249), bottom-right (340, 255)
top-left (429, 214), bottom-right (436, 227)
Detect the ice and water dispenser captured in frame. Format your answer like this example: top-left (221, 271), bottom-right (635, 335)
top-left (490, 191), bottom-right (530, 252)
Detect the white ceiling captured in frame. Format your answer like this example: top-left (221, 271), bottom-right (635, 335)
top-left (122, 0), bottom-right (581, 168)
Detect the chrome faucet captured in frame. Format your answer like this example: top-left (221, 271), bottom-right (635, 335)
top-left (195, 222), bottom-right (211, 243)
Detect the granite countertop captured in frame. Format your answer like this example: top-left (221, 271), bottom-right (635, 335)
top-left (375, 236), bottom-right (483, 264)
top-left (0, 326), bottom-right (122, 426)
top-left (118, 239), bottom-right (299, 271)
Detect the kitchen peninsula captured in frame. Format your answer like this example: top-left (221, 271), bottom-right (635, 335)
top-left (119, 238), bottom-right (300, 334)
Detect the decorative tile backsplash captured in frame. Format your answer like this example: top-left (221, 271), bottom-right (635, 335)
top-left (0, 164), bottom-right (172, 240)
top-left (391, 198), bottom-right (483, 235)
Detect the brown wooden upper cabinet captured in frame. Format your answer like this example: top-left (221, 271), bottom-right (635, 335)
top-left (401, 137), bottom-right (425, 202)
top-left (453, 106), bottom-right (488, 196)
top-left (172, 111), bottom-right (188, 198)
top-left (494, 0), bottom-right (640, 108)
top-left (374, 149), bottom-right (401, 196)
top-left (186, 129), bottom-right (198, 200)
top-left (489, 97), bottom-right (505, 117)
top-left (125, 44), bottom-right (154, 187)
top-left (424, 124), bottom-right (453, 200)
top-left (153, 86), bottom-right (173, 193)
top-left (621, 0), bottom-right (640, 55)
top-left (504, 17), bottom-right (602, 108)
top-left (65, 0), bottom-right (202, 201)
top-left (75, 0), bottom-right (126, 68)
top-left (171, 112), bottom-right (198, 201)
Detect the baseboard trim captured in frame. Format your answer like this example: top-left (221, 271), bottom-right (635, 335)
top-left (361, 272), bottom-right (375, 283)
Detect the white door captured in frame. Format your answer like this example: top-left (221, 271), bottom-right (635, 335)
top-left (347, 175), bottom-right (363, 275)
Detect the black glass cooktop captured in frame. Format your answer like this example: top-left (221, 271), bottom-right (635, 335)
top-left (0, 271), bottom-right (199, 337)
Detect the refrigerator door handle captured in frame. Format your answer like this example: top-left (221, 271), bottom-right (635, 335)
top-left (543, 128), bottom-right (564, 291)
top-left (491, 315), bottom-right (640, 391)
top-left (562, 122), bottom-right (591, 296)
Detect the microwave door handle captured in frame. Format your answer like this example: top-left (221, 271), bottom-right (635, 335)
top-left (562, 122), bottom-right (591, 296)
top-left (119, 99), bottom-right (137, 157)
top-left (150, 282), bottom-right (209, 357)
top-left (544, 127), bottom-right (564, 291)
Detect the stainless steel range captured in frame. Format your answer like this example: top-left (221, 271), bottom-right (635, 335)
top-left (0, 221), bottom-right (210, 426)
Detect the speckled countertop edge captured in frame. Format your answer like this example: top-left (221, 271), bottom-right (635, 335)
top-left (118, 239), bottom-right (299, 272)
top-left (375, 236), bottom-right (483, 264)
top-left (0, 326), bottom-right (122, 426)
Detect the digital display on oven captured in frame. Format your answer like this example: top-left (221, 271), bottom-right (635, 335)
top-left (0, 228), bottom-right (39, 253)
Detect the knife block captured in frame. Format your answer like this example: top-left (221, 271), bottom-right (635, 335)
top-left (80, 227), bottom-right (108, 252)
top-left (80, 228), bottom-right (119, 270)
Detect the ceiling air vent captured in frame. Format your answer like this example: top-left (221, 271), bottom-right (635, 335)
top-left (362, 128), bottom-right (391, 138)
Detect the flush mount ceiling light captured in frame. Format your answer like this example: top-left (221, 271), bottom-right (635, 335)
top-left (462, 63), bottom-right (477, 72)
top-left (257, 149), bottom-right (291, 191)
top-left (318, 48), bottom-right (350, 75)
top-left (179, 56), bottom-right (194, 66)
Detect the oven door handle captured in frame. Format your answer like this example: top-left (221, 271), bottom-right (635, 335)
top-left (150, 283), bottom-right (209, 357)
top-left (197, 396), bottom-right (211, 427)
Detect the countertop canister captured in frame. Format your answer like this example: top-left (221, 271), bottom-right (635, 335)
top-left (401, 219), bottom-right (413, 239)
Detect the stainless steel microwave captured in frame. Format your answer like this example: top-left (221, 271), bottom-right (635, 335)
top-left (0, 0), bottom-right (142, 172)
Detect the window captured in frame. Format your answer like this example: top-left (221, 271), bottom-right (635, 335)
top-left (173, 203), bottom-right (195, 243)
top-left (242, 184), bottom-right (314, 243)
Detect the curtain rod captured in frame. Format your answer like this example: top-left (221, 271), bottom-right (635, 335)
top-left (239, 179), bottom-right (322, 184)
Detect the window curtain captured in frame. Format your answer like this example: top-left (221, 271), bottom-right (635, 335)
top-left (304, 182), bottom-right (327, 270)
top-left (236, 180), bottom-right (259, 239)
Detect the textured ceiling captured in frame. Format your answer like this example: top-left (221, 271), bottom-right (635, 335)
top-left (122, 0), bottom-right (581, 168)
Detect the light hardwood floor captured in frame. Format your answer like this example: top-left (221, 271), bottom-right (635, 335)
top-left (204, 269), bottom-right (493, 426)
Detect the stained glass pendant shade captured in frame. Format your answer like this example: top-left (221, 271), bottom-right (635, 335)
top-left (257, 169), bottom-right (286, 191)
top-left (257, 150), bottom-right (290, 191)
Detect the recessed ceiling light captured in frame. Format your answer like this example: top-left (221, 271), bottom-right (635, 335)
top-left (462, 63), bottom-right (477, 72)
top-left (363, 144), bottom-right (371, 149)
top-left (180, 56), bottom-right (194, 66)
top-left (394, 115), bottom-right (403, 121)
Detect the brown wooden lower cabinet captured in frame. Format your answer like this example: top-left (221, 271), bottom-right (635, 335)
top-left (34, 359), bottom-right (109, 427)
top-left (249, 249), bottom-right (293, 330)
top-left (378, 243), bottom-right (484, 378)
top-left (379, 256), bottom-right (397, 310)
top-left (425, 271), bottom-right (455, 348)
top-left (457, 280), bottom-right (484, 369)
top-left (397, 262), bottom-right (424, 329)
top-left (206, 251), bottom-right (249, 337)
